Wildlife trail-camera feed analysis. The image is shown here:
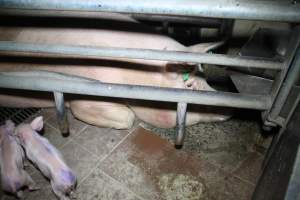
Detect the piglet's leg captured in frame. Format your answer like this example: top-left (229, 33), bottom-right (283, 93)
top-left (69, 190), bottom-right (77, 199)
top-left (51, 181), bottom-right (70, 200)
top-left (24, 172), bottom-right (40, 191)
top-left (23, 162), bottom-right (29, 168)
top-left (16, 191), bottom-right (24, 199)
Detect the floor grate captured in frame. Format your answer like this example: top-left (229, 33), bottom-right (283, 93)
top-left (0, 107), bottom-right (41, 125)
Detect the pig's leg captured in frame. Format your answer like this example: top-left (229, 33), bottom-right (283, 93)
top-left (70, 100), bottom-right (135, 129)
top-left (50, 181), bottom-right (70, 200)
top-left (69, 190), bottom-right (77, 199)
top-left (23, 172), bottom-right (40, 191)
top-left (16, 191), bottom-right (24, 199)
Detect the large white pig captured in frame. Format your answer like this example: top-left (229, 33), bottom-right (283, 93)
top-left (0, 14), bottom-right (230, 129)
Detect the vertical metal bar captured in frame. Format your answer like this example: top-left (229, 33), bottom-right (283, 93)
top-left (263, 27), bottom-right (300, 128)
top-left (53, 92), bottom-right (69, 137)
top-left (270, 27), bottom-right (300, 100)
top-left (267, 45), bottom-right (300, 124)
top-left (285, 145), bottom-right (300, 200)
top-left (175, 102), bottom-right (187, 149)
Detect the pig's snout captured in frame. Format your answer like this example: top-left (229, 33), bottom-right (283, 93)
top-left (59, 169), bottom-right (77, 198)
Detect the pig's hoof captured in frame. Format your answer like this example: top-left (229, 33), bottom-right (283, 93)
top-left (29, 185), bottom-right (40, 191)
top-left (16, 191), bottom-right (24, 199)
top-left (69, 191), bottom-right (77, 200)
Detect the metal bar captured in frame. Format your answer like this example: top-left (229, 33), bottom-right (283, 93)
top-left (175, 102), bottom-right (187, 149)
top-left (0, 41), bottom-right (283, 70)
top-left (131, 14), bottom-right (221, 27)
top-left (0, 9), bottom-right (222, 27)
top-left (262, 27), bottom-right (300, 128)
top-left (0, 0), bottom-right (299, 22)
top-left (268, 45), bottom-right (300, 123)
top-left (0, 71), bottom-right (271, 110)
top-left (285, 145), bottom-right (300, 200)
top-left (53, 92), bottom-right (69, 137)
top-left (270, 27), bottom-right (300, 99)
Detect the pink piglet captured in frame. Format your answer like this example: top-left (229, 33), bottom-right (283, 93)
top-left (15, 116), bottom-right (77, 200)
top-left (0, 120), bottom-right (39, 199)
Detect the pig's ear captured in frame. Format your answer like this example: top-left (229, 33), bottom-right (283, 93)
top-left (5, 120), bottom-right (15, 133)
top-left (185, 40), bottom-right (225, 53)
top-left (30, 116), bottom-right (44, 131)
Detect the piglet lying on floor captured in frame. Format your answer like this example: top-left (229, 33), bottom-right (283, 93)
top-left (0, 120), bottom-right (38, 199)
top-left (15, 116), bottom-right (77, 200)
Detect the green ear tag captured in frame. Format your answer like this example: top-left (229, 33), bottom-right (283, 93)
top-left (183, 72), bottom-right (190, 81)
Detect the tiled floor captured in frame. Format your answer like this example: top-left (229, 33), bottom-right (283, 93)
top-left (1, 108), bottom-right (267, 200)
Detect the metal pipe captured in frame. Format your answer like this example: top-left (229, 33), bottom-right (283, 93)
top-left (0, 9), bottom-right (222, 27)
top-left (53, 92), bottom-right (69, 137)
top-left (0, 41), bottom-right (283, 70)
top-left (131, 14), bottom-right (221, 27)
top-left (268, 46), bottom-right (300, 122)
top-left (262, 27), bottom-right (300, 128)
top-left (0, 0), bottom-right (299, 22)
top-left (270, 27), bottom-right (300, 99)
top-left (175, 102), bottom-right (187, 149)
top-left (0, 71), bottom-right (271, 110)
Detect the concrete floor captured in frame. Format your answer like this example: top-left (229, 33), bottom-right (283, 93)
top-left (1, 108), bottom-right (267, 200)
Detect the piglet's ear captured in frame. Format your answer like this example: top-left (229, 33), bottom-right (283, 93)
top-left (30, 116), bottom-right (44, 131)
top-left (5, 120), bottom-right (15, 133)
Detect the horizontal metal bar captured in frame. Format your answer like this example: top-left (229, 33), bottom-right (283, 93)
top-left (0, 41), bottom-right (283, 70)
top-left (0, 0), bottom-right (299, 22)
top-left (0, 71), bottom-right (271, 110)
top-left (0, 9), bottom-right (222, 27)
top-left (131, 14), bottom-right (222, 27)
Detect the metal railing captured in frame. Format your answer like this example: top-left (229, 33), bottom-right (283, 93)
top-left (0, 41), bottom-right (283, 70)
top-left (0, 71), bottom-right (271, 110)
top-left (0, 0), bottom-right (299, 22)
top-left (0, 0), bottom-right (299, 146)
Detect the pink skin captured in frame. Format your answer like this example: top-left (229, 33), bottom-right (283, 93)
top-left (15, 116), bottom-right (76, 200)
top-left (0, 120), bottom-right (38, 199)
top-left (0, 14), bottom-right (231, 129)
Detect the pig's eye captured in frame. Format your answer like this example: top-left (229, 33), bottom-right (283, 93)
top-left (186, 83), bottom-right (193, 87)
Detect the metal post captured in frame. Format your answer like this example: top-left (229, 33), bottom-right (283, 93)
top-left (0, 0), bottom-right (299, 22)
top-left (0, 41), bottom-right (283, 70)
top-left (53, 92), bottom-right (69, 137)
top-left (267, 45), bottom-right (300, 126)
top-left (261, 27), bottom-right (300, 129)
top-left (175, 102), bottom-right (187, 149)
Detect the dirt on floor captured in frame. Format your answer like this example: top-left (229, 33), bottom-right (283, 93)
top-left (1, 108), bottom-right (269, 200)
